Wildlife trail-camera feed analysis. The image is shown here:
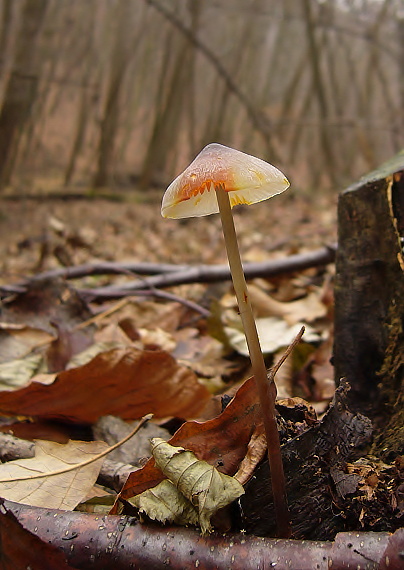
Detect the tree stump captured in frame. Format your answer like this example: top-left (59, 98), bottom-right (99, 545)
top-left (240, 153), bottom-right (404, 538)
top-left (334, 151), bottom-right (404, 459)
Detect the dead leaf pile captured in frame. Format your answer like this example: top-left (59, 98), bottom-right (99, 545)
top-left (0, 193), bottom-right (339, 542)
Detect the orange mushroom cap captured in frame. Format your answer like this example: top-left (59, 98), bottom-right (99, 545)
top-left (161, 143), bottom-right (289, 219)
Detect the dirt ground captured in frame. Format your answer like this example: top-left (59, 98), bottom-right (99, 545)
top-left (0, 190), bottom-right (338, 287)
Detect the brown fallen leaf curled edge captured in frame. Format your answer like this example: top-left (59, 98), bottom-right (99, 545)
top-left (116, 375), bottom-right (261, 505)
top-left (0, 347), bottom-right (210, 423)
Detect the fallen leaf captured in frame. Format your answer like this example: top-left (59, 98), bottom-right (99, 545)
top-left (132, 439), bottom-right (244, 534)
top-left (92, 415), bottom-right (170, 465)
top-left (0, 439), bottom-right (108, 510)
top-left (117, 375), bottom-right (261, 503)
top-left (0, 347), bottom-right (210, 423)
top-left (232, 283), bottom-right (327, 325)
top-left (1, 280), bottom-right (92, 335)
top-left (0, 323), bottom-right (55, 363)
top-left (46, 322), bottom-right (92, 372)
top-left (225, 317), bottom-right (319, 356)
top-left (0, 498), bottom-right (77, 569)
top-left (234, 423), bottom-right (267, 485)
top-left (131, 479), bottom-right (199, 527)
top-left (137, 327), bottom-right (176, 352)
top-left (0, 353), bottom-right (43, 390)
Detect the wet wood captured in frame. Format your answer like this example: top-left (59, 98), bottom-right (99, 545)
top-left (4, 498), bottom-right (403, 570)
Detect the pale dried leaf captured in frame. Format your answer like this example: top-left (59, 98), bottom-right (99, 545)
top-left (225, 317), bottom-right (320, 356)
top-left (66, 341), bottom-right (121, 370)
top-left (248, 285), bottom-right (327, 324)
top-left (0, 439), bottom-right (108, 510)
top-left (130, 479), bottom-right (199, 527)
top-left (0, 354), bottom-right (43, 390)
top-left (0, 324), bottom-right (55, 363)
top-left (151, 438), bottom-right (244, 534)
top-left (138, 327), bottom-right (176, 352)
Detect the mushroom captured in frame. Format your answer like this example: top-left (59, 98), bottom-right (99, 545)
top-left (162, 143), bottom-right (291, 537)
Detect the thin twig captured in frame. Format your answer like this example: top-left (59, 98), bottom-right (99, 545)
top-left (270, 326), bottom-right (305, 385)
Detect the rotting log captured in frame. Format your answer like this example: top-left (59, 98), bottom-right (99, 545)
top-left (240, 382), bottom-right (376, 540)
top-left (333, 152), bottom-right (404, 458)
top-left (3, 498), bottom-right (404, 570)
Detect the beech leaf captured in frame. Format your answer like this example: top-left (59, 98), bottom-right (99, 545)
top-left (131, 479), bottom-right (199, 527)
top-left (136, 438), bottom-right (245, 534)
top-left (0, 439), bottom-right (108, 510)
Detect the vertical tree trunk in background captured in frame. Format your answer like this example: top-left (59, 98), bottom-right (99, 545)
top-left (302, 0), bottom-right (337, 187)
top-left (64, 6), bottom-right (101, 187)
top-left (92, 1), bottom-right (131, 189)
top-left (0, 0), bottom-right (48, 190)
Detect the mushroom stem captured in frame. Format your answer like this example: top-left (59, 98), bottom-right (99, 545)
top-left (215, 185), bottom-right (291, 538)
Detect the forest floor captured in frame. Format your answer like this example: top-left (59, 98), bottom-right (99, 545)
top-left (0, 189), bottom-right (337, 284)
top-left (0, 188), bottom-right (403, 567)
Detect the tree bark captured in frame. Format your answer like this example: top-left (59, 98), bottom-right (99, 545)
top-left (240, 382), bottom-right (375, 540)
top-left (3, 498), bottom-right (403, 570)
top-left (333, 153), bottom-right (404, 415)
top-left (0, 0), bottom-right (48, 189)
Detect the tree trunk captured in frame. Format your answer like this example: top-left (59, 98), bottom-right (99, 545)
top-left (0, 0), bottom-right (48, 189)
top-left (92, 1), bottom-right (131, 189)
top-left (334, 152), bottom-right (404, 462)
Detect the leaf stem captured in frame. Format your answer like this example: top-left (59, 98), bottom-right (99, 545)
top-left (215, 185), bottom-right (291, 538)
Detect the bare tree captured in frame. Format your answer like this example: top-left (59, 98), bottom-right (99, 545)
top-left (0, 0), bottom-right (48, 189)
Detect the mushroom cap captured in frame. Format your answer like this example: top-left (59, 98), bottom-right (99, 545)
top-left (161, 143), bottom-right (289, 219)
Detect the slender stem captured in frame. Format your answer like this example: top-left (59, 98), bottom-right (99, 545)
top-left (215, 185), bottom-right (291, 538)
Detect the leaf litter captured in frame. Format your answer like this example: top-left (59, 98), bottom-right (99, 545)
top-left (0, 193), bottom-right (341, 536)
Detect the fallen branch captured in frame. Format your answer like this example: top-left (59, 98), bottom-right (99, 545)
top-left (84, 245), bottom-right (336, 294)
top-left (4, 499), bottom-right (403, 569)
top-left (1, 245), bottom-right (336, 298)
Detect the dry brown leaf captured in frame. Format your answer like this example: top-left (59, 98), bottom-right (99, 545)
top-left (0, 347), bottom-right (210, 423)
top-left (234, 423), bottom-right (267, 485)
top-left (117, 375), bottom-right (261, 504)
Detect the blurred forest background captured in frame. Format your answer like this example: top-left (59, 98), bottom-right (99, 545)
top-left (0, 0), bottom-right (403, 195)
